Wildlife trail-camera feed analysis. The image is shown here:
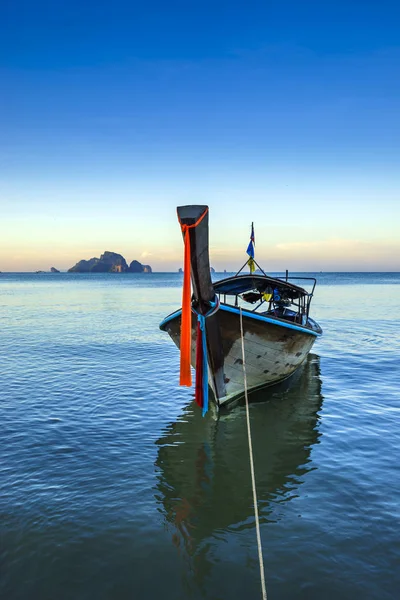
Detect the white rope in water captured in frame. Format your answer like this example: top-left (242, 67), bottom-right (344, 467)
top-left (239, 307), bottom-right (268, 600)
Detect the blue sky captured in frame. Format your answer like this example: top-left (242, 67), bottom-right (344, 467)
top-left (1, 1), bottom-right (399, 271)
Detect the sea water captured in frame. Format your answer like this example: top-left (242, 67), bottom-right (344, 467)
top-left (1, 272), bottom-right (399, 599)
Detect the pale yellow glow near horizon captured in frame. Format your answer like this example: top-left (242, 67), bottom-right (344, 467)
top-left (1, 197), bottom-right (399, 272)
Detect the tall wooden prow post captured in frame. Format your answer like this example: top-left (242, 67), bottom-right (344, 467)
top-left (177, 205), bottom-right (226, 405)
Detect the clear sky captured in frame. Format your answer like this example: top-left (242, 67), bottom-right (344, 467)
top-left (1, 1), bottom-right (399, 272)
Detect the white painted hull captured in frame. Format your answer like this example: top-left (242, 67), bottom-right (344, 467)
top-left (216, 326), bottom-right (315, 406)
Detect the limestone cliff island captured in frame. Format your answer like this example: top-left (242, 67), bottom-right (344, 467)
top-left (68, 251), bottom-right (152, 273)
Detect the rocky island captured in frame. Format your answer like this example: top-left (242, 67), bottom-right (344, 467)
top-left (68, 251), bottom-right (152, 273)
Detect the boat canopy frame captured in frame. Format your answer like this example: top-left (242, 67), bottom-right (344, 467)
top-left (213, 272), bottom-right (317, 324)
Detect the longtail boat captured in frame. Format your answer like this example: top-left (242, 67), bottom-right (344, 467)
top-left (159, 205), bottom-right (322, 411)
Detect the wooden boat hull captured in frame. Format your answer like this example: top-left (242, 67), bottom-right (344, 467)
top-left (160, 304), bottom-right (318, 407)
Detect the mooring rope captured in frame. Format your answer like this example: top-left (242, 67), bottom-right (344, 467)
top-left (239, 307), bottom-right (268, 600)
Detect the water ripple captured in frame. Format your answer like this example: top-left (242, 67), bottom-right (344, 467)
top-left (1, 273), bottom-right (399, 599)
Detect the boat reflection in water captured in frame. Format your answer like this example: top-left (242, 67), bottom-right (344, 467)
top-left (155, 354), bottom-right (323, 585)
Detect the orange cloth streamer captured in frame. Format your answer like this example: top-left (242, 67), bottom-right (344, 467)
top-left (177, 208), bottom-right (209, 387)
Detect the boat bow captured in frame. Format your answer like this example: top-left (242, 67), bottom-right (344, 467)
top-left (176, 205), bottom-right (226, 405)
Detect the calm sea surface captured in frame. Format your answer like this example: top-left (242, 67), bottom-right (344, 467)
top-left (1, 272), bottom-right (399, 600)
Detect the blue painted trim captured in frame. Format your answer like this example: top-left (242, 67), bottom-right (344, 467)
top-left (159, 309), bottom-right (182, 329)
top-left (192, 299), bottom-right (218, 416)
top-left (220, 305), bottom-right (320, 336)
top-left (160, 305), bottom-right (320, 337)
top-left (197, 314), bottom-right (209, 416)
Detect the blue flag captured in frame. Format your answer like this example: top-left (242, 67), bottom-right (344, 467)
top-left (246, 222), bottom-right (255, 259)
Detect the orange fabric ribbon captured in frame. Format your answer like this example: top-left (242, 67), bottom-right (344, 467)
top-left (177, 208), bottom-right (209, 387)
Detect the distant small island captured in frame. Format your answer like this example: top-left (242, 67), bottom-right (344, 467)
top-left (34, 267), bottom-right (60, 273)
top-left (68, 251), bottom-right (152, 273)
top-left (35, 267), bottom-right (61, 273)
top-left (179, 266), bottom-right (216, 273)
